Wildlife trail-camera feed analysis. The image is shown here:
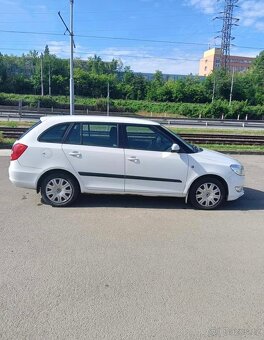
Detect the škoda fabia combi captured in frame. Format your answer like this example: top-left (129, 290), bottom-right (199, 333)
top-left (9, 116), bottom-right (245, 209)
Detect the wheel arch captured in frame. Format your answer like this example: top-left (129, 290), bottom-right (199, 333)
top-left (185, 174), bottom-right (229, 203)
top-left (37, 169), bottom-right (81, 193)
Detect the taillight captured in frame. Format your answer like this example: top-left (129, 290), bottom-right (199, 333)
top-left (11, 143), bottom-right (28, 161)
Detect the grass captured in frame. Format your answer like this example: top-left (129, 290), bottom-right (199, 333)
top-left (0, 131), bottom-right (15, 147)
top-left (1, 121), bottom-right (264, 136)
top-left (0, 121), bottom-right (34, 128)
top-left (138, 111), bottom-right (185, 118)
top-left (168, 127), bottom-right (264, 135)
top-left (196, 144), bottom-right (264, 153)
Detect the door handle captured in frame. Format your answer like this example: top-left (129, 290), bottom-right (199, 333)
top-left (69, 151), bottom-right (82, 158)
top-left (127, 156), bottom-right (139, 163)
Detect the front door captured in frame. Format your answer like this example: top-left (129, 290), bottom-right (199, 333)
top-left (62, 122), bottom-right (125, 192)
top-left (123, 124), bottom-right (189, 195)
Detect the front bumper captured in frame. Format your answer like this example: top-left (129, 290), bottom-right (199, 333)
top-left (226, 172), bottom-right (245, 201)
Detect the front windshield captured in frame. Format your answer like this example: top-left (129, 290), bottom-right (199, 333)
top-left (161, 125), bottom-right (202, 153)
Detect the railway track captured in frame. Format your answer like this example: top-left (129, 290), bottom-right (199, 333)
top-left (1, 126), bottom-right (264, 145)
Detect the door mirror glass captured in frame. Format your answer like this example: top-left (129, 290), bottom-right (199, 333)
top-left (171, 143), bottom-right (180, 152)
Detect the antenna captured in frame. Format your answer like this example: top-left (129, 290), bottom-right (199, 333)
top-left (58, 1), bottom-right (75, 115)
top-left (214, 0), bottom-right (239, 71)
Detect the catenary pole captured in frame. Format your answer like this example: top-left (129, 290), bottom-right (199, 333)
top-left (229, 67), bottom-right (235, 105)
top-left (49, 64), bottom-right (51, 96)
top-left (40, 54), bottom-right (44, 96)
top-left (107, 82), bottom-right (110, 116)
top-left (70, 0), bottom-right (74, 115)
top-left (212, 76), bottom-right (216, 103)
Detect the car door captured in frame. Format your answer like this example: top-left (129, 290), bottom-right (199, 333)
top-left (62, 122), bottom-right (125, 193)
top-left (123, 124), bottom-right (189, 195)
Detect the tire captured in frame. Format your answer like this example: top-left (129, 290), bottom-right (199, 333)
top-left (40, 172), bottom-right (80, 207)
top-left (189, 177), bottom-right (226, 210)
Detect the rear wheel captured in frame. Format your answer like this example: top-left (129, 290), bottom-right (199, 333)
top-left (189, 177), bottom-right (226, 210)
top-left (40, 172), bottom-right (80, 207)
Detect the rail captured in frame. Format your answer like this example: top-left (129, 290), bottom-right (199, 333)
top-left (1, 127), bottom-right (264, 145)
top-left (1, 109), bottom-right (264, 129)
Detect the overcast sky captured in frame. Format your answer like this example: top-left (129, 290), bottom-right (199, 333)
top-left (0, 0), bottom-right (263, 74)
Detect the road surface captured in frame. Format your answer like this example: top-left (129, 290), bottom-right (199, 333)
top-left (1, 154), bottom-right (264, 339)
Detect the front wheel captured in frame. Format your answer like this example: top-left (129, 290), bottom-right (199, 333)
top-left (40, 172), bottom-right (80, 207)
top-left (189, 177), bottom-right (226, 210)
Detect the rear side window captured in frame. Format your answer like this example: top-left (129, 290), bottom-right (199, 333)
top-left (64, 123), bottom-right (81, 145)
top-left (38, 123), bottom-right (70, 143)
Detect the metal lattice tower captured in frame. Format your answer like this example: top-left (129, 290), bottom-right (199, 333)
top-left (215, 0), bottom-right (239, 71)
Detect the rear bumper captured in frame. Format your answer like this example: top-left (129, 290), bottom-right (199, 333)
top-left (9, 161), bottom-right (39, 190)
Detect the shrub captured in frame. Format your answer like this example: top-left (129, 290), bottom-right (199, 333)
top-left (0, 93), bottom-right (263, 119)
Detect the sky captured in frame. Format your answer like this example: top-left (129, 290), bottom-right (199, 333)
top-left (0, 0), bottom-right (263, 75)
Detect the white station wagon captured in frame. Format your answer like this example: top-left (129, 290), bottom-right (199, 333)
top-left (9, 116), bottom-right (245, 209)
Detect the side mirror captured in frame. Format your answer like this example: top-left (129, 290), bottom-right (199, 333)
top-left (171, 143), bottom-right (180, 153)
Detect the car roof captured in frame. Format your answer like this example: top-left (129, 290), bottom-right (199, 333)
top-left (40, 115), bottom-right (159, 126)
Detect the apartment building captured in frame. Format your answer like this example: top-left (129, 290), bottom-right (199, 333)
top-left (199, 48), bottom-right (255, 76)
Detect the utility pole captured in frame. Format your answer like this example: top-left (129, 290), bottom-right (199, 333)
top-left (229, 67), bottom-right (235, 105)
top-left (49, 64), bottom-right (52, 96)
top-left (69, 0), bottom-right (74, 115)
top-left (212, 76), bottom-right (216, 103)
top-left (40, 54), bottom-right (44, 96)
top-left (58, 0), bottom-right (75, 115)
top-left (107, 82), bottom-right (110, 116)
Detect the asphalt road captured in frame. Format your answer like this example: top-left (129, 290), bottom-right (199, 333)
top-left (1, 155), bottom-right (264, 340)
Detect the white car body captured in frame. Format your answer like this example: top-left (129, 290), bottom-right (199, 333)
top-left (9, 115), bottom-right (245, 209)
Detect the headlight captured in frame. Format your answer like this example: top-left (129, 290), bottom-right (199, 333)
top-left (230, 164), bottom-right (245, 176)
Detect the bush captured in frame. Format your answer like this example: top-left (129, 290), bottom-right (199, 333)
top-left (228, 101), bottom-right (248, 119)
top-left (209, 100), bottom-right (229, 118)
top-left (0, 93), bottom-right (263, 119)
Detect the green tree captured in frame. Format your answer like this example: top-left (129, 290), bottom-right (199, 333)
top-left (87, 55), bottom-right (122, 75)
top-left (120, 67), bottom-right (147, 100)
top-left (250, 51), bottom-right (264, 104)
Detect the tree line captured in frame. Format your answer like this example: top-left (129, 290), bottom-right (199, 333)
top-left (0, 45), bottom-right (263, 106)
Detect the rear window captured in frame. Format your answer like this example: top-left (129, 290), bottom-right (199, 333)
top-left (18, 120), bottom-right (42, 140)
top-left (38, 123), bottom-right (70, 143)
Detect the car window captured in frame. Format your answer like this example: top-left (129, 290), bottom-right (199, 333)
top-left (82, 123), bottom-right (118, 147)
top-left (38, 123), bottom-right (70, 143)
top-left (125, 125), bottom-right (173, 152)
top-left (64, 123), bottom-right (81, 145)
top-left (64, 123), bottom-right (118, 148)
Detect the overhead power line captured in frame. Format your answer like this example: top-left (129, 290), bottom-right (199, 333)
top-left (0, 29), bottom-right (63, 36)
top-left (0, 29), bottom-right (263, 51)
top-left (0, 29), bottom-right (209, 46)
top-left (77, 53), bottom-right (201, 62)
top-left (0, 46), bottom-right (220, 63)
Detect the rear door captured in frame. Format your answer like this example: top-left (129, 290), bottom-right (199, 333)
top-left (62, 122), bottom-right (125, 192)
top-left (123, 124), bottom-right (189, 195)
